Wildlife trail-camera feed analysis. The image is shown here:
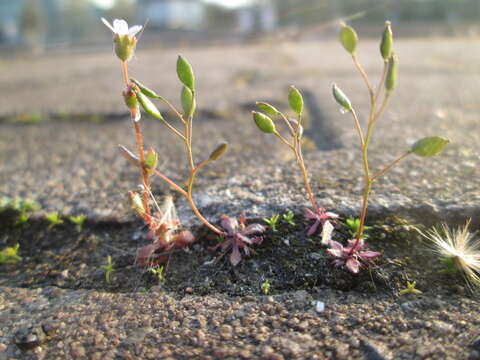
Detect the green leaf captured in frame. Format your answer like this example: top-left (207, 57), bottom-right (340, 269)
top-left (137, 92), bottom-right (164, 121)
top-left (131, 79), bottom-right (160, 99)
top-left (253, 111), bottom-right (276, 134)
top-left (0, 244), bottom-right (21, 264)
top-left (340, 25), bottom-right (358, 55)
top-left (288, 86), bottom-right (304, 115)
top-left (380, 21), bottom-right (393, 60)
top-left (385, 54), bottom-right (398, 93)
top-left (332, 83), bottom-right (352, 111)
top-left (410, 136), bottom-right (449, 157)
top-left (181, 86), bottom-right (196, 116)
top-left (177, 55), bottom-right (195, 90)
top-left (209, 142), bottom-right (228, 161)
top-left (256, 102), bottom-right (280, 117)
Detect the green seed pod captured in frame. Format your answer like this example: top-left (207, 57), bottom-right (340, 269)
top-left (288, 86), bottom-right (304, 115)
top-left (130, 79), bottom-right (160, 99)
top-left (114, 34), bottom-right (137, 62)
top-left (209, 142), bottom-right (228, 161)
top-left (256, 102), bottom-right (280, 117)
top-left (253, 111), bottom-right (276, 134)
top-left (380, 21), bottom-right (393, 60)
top-left (332, 83), bottom-right (352, 111)
top-left (340, 24), bottom-right (358, 55)
top-left (410, 136), bottom-right (449, 157)
top-left (144, 147), bottom-right (158, 171)
top-left (177, 55), bottom-right (195, 90)
top-left (136, 91), bottom-right (164, 121)
top-left (181, 86), bottom-right (196, 116)
top-left (385, 54), bottom-right (398, 94)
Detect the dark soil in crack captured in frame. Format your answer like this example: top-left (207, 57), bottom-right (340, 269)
top-left (0, 209), bottom-right (474, 299)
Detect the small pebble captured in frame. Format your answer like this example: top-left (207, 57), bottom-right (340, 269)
top-left (315, 301), bottom-right (325, 313)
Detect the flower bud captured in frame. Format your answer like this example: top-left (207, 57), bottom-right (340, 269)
top-left (253, 111), bottom-right (276, 134)
top-left (115, 34), bottom-right (137, 62)
top-left (177, 55), bottom-right (195, 90)
top-left (123, 84), bottom-right (138, 110)
top-left (332, 84), bottom-right (352, 112)
top-left (385, 54), bottom-right (398, 94)
top-left (181, 86), bottom-right (196, 116)
top-left (144, 147), bottom-right (158, 171)
top-left (380, 21), bottom-right (393, 60)
top-left (129, 191), bottom-right (145, 217)
top-left (209, 142), bottom-right (228, 161)
top-left (340, 24), bottom-right (358, 55)
top-left (288, 86), bottom-right (304, 115)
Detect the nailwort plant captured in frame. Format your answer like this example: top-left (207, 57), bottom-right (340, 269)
top-left (253, 89), bottom-right (338, 245)
top-left (328, 22), bottom-right (449, 273)
top-left (102, 18), bottom-right (265, 267)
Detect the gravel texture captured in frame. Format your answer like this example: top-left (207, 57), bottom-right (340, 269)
top-left (1, 36), bottom-right (479, 359)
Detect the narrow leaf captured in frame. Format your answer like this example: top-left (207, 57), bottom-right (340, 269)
top-left (137, 91), bottom-right (165, 121)
top-left (118, 145), bottom-right (140, 168)
top-left (209, 142), bottom-right (228, 161)
top-left (256, 102), bottom-right (280, 117)
top-left (410, 136), bottom-right (450, 157)
top-left (130, 78), bottom-right (160, 99)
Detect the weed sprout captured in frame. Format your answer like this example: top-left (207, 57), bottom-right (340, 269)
top-left (0, 244), bottom-right (22, 264)
top-left (253, 89), bottom-right (338, 244)
top-left (329, 21), bottom-right (449, 273)
top-left (103, 18), bottom-right (263, 267)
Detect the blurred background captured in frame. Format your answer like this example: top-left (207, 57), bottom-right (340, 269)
top-left (1, 0), bottom-right (480, 53)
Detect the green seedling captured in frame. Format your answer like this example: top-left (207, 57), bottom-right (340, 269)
top-left (345, 217), bottom-right (371, 239)
top-left (263, 214), bottom-right (281, 232)
top-left (46, 212), bottom-right (63, 229)
top-left (1, 197), bottom-right (40, 226)
top-left (254, 90), bottom-right (338, 244)
top-left (69, 215), bottom-right (86, 232)
top-left (149, 265), bottom-right (165, 282)
top-left (328, 21), bottom-right (449, 273)
top-left (261, 280), bottom-right (271, 295)
top-left (103, 17), bottom-right (264, 267)
top-left (282, 211), bottom-right (296, 226)
top-left (399, 281), bottom-right (422, 296)
top-left (0, 244), bottom-right (22, 264)
top-left (102, 255), bottom-right (114, 284)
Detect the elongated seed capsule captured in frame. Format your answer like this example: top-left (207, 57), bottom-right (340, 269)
top-left (177, 55), bottom-right (195, 90)
top-left (288, 86), bottom-right (304, 115)
top-left (130, 79), bottom-right (160, 99)
top-left (256, 102), bottom-right (280, 117)
top-left (136, 91), bottom-right (165, 121)
top-left (181, 86), bottom-right (196, 116)
top-left (410, 137), bottom-right (449, 157)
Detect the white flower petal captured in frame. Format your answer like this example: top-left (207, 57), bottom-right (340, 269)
top-left (113, 19), bottom-right (129, 35)
top-left (101, 17), bottom-right (115, 33)
top-left (128, 25), bottom-right (143, 37)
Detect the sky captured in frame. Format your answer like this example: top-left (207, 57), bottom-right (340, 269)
top-left (90, 0), bottom-right (254, 9)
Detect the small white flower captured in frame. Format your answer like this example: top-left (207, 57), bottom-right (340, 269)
top-left (102, 18), bottom-right (142, 37)
top-left (419, 220), bottom-right (480, 289)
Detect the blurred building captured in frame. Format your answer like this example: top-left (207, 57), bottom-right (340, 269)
top-left (137, 0), bottom-right (206, 30)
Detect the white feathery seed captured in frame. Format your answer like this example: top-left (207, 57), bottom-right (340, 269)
top-left (420, 219), bottom-right (480, 288)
